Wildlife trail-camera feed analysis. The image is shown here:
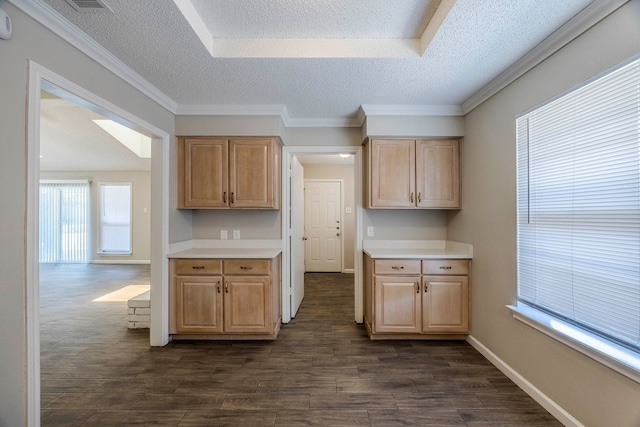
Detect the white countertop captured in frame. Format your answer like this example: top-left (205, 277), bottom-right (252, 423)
top-left (363, 240), bottom-right (473, 259)
top-left (168, 239), bottom-right (282, 259)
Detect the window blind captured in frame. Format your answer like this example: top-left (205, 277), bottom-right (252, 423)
top-left (99, 183), bottom-right (132, 254)
top-left (516, 58), bottom-right (640, 352)
top-left (39, 180), bottom-right (89, 263)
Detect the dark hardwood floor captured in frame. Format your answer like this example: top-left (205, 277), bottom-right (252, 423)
top-left (40, 265), bottom-right (562, 426)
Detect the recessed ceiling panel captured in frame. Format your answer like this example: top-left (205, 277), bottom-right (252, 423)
top-left (190, 0), bottom-right (436, 39)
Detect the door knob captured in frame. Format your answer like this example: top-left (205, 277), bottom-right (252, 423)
top-left (302, 237), bottom-right (307, 240)
top-left (336, 233), bottom-right (341, 237)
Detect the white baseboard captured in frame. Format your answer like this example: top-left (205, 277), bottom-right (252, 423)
top-left (342, 268), bottom-right (355, 274)
top-left (466, 335), bottom-right (584, 427)
top-left (90, 260), bottom-right (151, 265)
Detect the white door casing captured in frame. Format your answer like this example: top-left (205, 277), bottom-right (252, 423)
top-left (290, 156), bottom-right (305, 317)
top-left (304, 180), bottom-right (342, 272)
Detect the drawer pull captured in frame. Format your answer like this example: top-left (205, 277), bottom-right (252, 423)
top-left (192, 266), bottom-right (205, 270)
top-left (231, 192), bottom-right (235, 204)
top-left (240, 266), bottom-right (253, 270)
top-left (225, 282), bottom-right (229, 293)
top-left (424, 285), bottom-right (428, 293)
top-left (416, 282), bottom-right (419, 293)
top-left (391, 266), bottom-right (404, 270)
top-left (217, 282), bottom-right (221, 293)
top-left (439, 266), bottom-right (452, 270)
top-left (223, 191), bottom-right (227, 203)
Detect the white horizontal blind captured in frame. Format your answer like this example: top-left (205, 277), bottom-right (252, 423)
top-left (517, 58), bottom-right (640, 351)
top-left (39, 181), bottom-right (89, 263)
top-left (99, 183), bottom-right (132, 254)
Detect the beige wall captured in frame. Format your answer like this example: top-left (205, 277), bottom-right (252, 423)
top-left (40, 171), bottom-right (152, 263)
top-left (303, 163), bottom-right (356, 270)
top-left (0, 3), bottom-right (175, 425)
top-left (447, 2), bottom-right (640, 426)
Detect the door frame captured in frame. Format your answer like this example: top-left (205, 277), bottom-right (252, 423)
top-left (26, 62), bottom-right (171, 425)
top-left (303, 179), bottom-right (345, 273)
top-left (281, 146), bottom-right (363, 325)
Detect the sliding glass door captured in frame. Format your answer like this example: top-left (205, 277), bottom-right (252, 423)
top-left (39, 181), bottom-right (89, 263)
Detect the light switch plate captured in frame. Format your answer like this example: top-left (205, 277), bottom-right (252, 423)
top-left (233, 230), bottom-right (240, 240)
top-left (220, 230), bottom-right (228, 240)
top-left (367, 226), bottom-right (374, 237)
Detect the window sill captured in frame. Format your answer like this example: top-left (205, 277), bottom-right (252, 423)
top-left (508, 303), bottom-right (640, 384)
top-left (97, 252), bottom-right (132, 256)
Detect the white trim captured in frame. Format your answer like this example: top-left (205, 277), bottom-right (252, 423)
top-left (175, 104), bottom-right (287, 116)
top-left (90, 260), bottom-right (151, 265)
top-left (342, 268), bottom-right (355, 274)
top-left (466, 335), bottom-right (585, 427)
top-left (361, 104), bottom-right (465, 117)
top-left (283, 116), bottom-right (363, 128)
top-left (508, 304), bottom-right (640, 384)
top-left (26, 61), bottom-right (171, 425)
top-left (97, 181), bottom-right (133, 256)
top-left (461, 0), bottom-right (629, 114)
top-left (26, 59), bottom-right (42, 427)
top-left (9, 0), bottom-right (177, 113)
top-left (281, 146), bottom-right (364, 324)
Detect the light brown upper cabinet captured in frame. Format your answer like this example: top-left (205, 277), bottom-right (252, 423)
top-left (365, 138), bottom-right (461, 209)
top-left (177, 137), bottom-right (281, 209)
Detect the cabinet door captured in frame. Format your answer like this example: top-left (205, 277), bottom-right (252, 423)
top-left (416, 139), bottom-right (460, 209)
top-left (181, 138), bottom-right (229, 208)
top-left (176, 276), bottom-right (223, 333)
top-left (369, 139), bottom-right (416, 208)
top-left (422, 275), bottom-right (468, 333)
top-left (229, 139), bottom-right (277, 208)
top-left (224, 276), bottom-right (272, 333)
top-left (374, 276), bottom-right (421, 333)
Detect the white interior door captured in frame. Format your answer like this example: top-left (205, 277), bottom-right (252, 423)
top-left (304, 180), bottom-right (342, 272)
top-left (290, 156), bottom-right (305, 317)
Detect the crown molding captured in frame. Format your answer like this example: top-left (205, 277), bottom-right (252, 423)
top-left (283, 117), bottom-right (363, 128)
top-left (175, 104), bottom-right (287, 117)
top-left (9, 0), bottom-right (178, 113)
top-left (361, 104), bottom-right (464, 117)
top-left (461, 0), bottom-right (629, 115)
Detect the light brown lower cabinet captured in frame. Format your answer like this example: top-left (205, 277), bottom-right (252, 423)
top-left (170, 255), bottom-right (281, 340)
top-left (364, 254), bottom-right (470, 339)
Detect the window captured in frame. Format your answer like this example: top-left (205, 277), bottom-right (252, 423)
top-left (39, 180), bottom-right (89, 263)
top-left (99, 183), bottom-right (132, 254)
top-left (515, 56), bottom-right (640, 379)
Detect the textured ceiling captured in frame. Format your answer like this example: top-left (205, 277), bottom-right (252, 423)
top-left (39, 0), bottom-right (593, 121)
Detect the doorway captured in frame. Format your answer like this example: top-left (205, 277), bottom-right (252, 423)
top-left (26, 62), bottom-right (171, 424)
top-left (281, 147), bottom-right (363, 325)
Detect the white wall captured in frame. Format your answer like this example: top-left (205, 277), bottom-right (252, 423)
top-left (303, 163), bottom-right (356, 270)
top-left (40, 170), bottom-right (152, 263)
top-left (0, 3), bottom-right (176, 425)
top-left (447, 2), bottom-right (640, 426)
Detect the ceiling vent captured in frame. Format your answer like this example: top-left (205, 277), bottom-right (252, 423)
top-left (64, 0), bottom-right (112, 12)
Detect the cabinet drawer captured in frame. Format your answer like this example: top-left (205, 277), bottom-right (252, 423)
top-left (224, 259), bottom-right (271, 275)
top-left (175, 259), bottom-right (222, 275)
top-left (422, 259), bottom-right (469, 275)
top-left (374, 259), bottom-right (421, 275)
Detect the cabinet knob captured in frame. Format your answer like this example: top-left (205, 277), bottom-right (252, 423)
top-left (240, 266), bottom-right (253, 270)
top-left (192, 266), bottom-right (205, 270)
top-left (439, 266), bottom-right (452, 270)
top-left (391, 266), bottom-right (404, 270)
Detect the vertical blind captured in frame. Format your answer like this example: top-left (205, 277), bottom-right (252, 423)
top-left (516, 57), bottom-right (640, 352)
top-left (39, 180), bottom-right (89, 263)
top-left (99, 183), bottom-right (132, 254)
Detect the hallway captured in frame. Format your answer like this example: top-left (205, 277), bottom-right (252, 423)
top-left (40, 265), bottom-right (560, 426)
